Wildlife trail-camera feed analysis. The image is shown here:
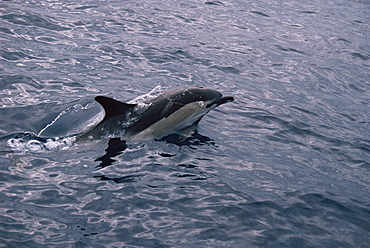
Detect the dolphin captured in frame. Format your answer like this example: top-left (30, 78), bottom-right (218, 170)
top-left (82, 86), bottom-right (234, 141)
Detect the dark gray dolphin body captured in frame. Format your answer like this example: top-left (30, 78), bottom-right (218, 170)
top-left (83, 86), bottom-right (234, 141)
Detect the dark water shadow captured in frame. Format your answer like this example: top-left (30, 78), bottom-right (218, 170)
top-left (94, 131), bottom-right (215, 184)
top-left (94, 174), bottom-right (143, 183)
top-left (95, 138), bottom-right (127, 168)
top-left (96, 131), bottom-right (214, 168)
top-left (157, 130), bottom-right (215, 147)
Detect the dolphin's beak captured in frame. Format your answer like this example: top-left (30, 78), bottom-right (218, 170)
top-left (215, 96), bottom-right (234, 106)
top-left (207, 96), bottom-right (234, 108)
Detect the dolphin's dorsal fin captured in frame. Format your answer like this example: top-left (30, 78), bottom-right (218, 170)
top-left (95, 96), bottom-right (136, 119)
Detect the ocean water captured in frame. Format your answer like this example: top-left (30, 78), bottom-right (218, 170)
top-left (0, 0), bottom-right (369, 247)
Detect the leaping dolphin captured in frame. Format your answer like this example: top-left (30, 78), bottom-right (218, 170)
top-left (6, 86), bottom-right (234, 152)
top-left (83, 86), bottom-right (234, 141)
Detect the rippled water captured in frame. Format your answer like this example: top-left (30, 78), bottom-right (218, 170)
top-left (1, 0), bottom-right (369, 247)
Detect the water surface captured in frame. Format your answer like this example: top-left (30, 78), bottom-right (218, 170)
top-left (0, 0), bottom-right (369, 247)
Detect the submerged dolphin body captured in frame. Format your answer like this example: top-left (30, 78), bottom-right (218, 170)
top-left (83, 86), bottom-right (234, 141)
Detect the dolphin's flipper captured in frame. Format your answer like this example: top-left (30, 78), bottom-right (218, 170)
top-left (95, 96), bottom-right (136, 119)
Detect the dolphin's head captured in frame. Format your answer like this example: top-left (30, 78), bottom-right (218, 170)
top-left (163, 86), bottom-right (234, 109)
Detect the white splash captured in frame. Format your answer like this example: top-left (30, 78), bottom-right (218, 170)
top-left (7, 132), bottom-right (76, 152)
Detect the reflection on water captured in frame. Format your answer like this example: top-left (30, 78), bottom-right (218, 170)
top-left (95, 138), bottom-right (128, 168)
top-left (0, 0), bottom-right (369, 247)
top-left (95, 131), bottom-right (214, 169)
top-left (158, 131), bottom-right (215, 147)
